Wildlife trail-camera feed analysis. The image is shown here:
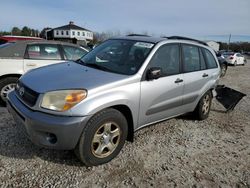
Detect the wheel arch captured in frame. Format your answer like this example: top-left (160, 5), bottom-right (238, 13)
top-left (111, 105), bottom-right (134, 142)
top-left (0, 74), bottom-right (22, 81)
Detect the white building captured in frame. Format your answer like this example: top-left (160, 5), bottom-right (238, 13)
top-left (51, 21), bottom-right (93, 45)
top-left (206, 41), bottom-right (220, 52)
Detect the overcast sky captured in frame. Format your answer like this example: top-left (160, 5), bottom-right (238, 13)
top-left (1, 0), bottom-right (250, 40)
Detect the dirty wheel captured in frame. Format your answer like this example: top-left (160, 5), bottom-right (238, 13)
top-left (0, 77), bottom-right (18, 106)
top-left (194, 91), bottom-right (212, 120)
top-left (75, 108), bottom-right (128, 166)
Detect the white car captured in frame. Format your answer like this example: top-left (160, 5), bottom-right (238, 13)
top-left (0, 40), bottom-right (88, 105)
top-left (222, 52), bottom-right (247, 66)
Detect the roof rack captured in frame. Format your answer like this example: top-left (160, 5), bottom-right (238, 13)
top-left (163, 36), bottom-right (208, 46)
top-left (127, 34), bottom-right (151, 37)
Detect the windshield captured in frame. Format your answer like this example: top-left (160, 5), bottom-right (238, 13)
top-left (79, 39), bottom-right (154, 75)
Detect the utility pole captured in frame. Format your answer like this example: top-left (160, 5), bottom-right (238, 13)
top-left (227, 34), bottom-right (231, 51)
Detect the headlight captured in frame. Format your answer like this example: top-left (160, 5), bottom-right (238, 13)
top-left (41, 90), bottom-right (87, 111)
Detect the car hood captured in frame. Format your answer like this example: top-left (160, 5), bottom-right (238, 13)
top-left (20, 62), bottom-right (128, 93)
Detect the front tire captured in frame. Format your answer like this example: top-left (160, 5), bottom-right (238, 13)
top-left (0, 77), bottom-right (18, 106)
top-left (194, 91), bottom-right (212, 120)
top-left (75, 108), bottom-right (128, 166)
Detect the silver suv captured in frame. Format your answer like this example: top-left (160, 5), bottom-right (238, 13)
top-left (7, 35), bottom-right (220, 166)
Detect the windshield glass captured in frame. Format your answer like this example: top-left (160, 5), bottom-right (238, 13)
top-left (79, 39), bottom-right (154, 75)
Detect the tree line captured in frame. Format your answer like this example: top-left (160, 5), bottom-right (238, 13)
top-left (0, 26), bottom-right (39, 37)
top-left (1, 27), bottom-right (250, 52)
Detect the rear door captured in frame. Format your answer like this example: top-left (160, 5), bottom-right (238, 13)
top-left (139, 43), bottom-right (184, 126)
top-left (23, 43), bottom-right (65, 72)
top-left (181, 44), bottom-right (218, 110)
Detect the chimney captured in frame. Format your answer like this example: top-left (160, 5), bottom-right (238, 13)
top-left (69, 21), bottom-right (74, 25)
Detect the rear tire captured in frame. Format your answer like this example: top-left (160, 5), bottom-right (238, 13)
top-left (0, 77), bottom-right (18, 106)
top-left (220, 64), bottom-right (227, 77)
top-left (75, 108), bottom-right (128, 166)
top-left (193, 91), bottom-right (212, 120)
top-left (234, 61), bottom-right (237, 66)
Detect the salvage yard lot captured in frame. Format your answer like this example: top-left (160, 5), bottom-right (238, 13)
top-left (0, 61), bottom-right (250, 187)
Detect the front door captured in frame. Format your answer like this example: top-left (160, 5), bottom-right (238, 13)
top-left (139, 43), bottom-right (184, 127)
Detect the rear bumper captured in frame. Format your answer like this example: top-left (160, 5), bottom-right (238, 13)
top-left (7, 91), bottom-right (91, 150)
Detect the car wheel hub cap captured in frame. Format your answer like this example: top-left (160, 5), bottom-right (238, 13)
top-left (202, 95), bottom-right (210, 115)
top-left (91, 122), bottom-right (120, 158)
top-left (0, 83), bottom-right (16, 102)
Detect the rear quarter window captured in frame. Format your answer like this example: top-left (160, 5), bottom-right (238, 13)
top-left (203, 49), bottom-right (218, 69)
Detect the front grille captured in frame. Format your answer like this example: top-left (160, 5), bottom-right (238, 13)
top-left (16, 81), bottom-right (39, 107)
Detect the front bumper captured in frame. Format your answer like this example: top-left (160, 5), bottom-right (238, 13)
top-left (7, 91), bottom-right (91, 150)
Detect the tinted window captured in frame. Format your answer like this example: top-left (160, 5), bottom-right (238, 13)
top-left (182, 44), bottom-right (200, 72)
top-left (148, 44), bottom-right (180, 76)
top-left (27, 44), bottom-right (61, 60)
top-left (203, 49), bottom-right (218, 69)
top-left (62, 45), bottom-right (88, 60)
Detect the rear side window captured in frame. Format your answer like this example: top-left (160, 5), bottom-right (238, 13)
top-left (62, 45), bottom-right (88, 60)
top-left (203, 49), bottom-right (218, 69)
top-left (182, 44), bottom-right (200, 72)
top-left (148, 44), bottom-right (180, 76)
top-left (27, 44), bottom-right (61, 60)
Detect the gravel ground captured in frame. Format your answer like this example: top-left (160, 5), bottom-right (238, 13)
top-left (0, 61), bottom-right (250, 187)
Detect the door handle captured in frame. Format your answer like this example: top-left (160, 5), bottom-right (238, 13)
top-left (202, 73), bottom-right (209, 77)
top-left (26, 63), bottom-right (37, 67)
top-left (175, 78), bottom-right (183, 83)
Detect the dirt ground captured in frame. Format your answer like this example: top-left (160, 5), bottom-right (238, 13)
top-left (0, 61), bottom-right (249, 187)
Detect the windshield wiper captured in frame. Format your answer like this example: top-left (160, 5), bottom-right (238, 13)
top-left (84, 63), bottom-right (112, 72)
top-left (75, 59), bottom-right (117, 73)
top-left (75, 59), bottom-right (85, 65)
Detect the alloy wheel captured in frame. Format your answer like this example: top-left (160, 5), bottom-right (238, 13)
top-left (0, 83), bottom-right (16, 102)
top-left (202, 94), bottom-right (210, 115)
top-left (91, 122), bottom-right (121, 158)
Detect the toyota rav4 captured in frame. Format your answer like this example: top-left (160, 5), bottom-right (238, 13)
top-left (7, 35), bottom-right (220, 166)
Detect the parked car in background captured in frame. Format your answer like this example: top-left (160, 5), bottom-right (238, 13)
top-left (222, 52), bottom-right (247, 66)
top-left (7, 35), bottom-right (220, 166)
top-left (0, 40), bottom-right (88, 105)
top-left (215, 52), bottom-right (228, 77)
top-left (0, 35), bottom-right (43, 45)
top-left (242, 52), bottom-right (250, 60)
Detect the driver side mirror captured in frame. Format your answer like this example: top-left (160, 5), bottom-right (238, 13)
top-left (146, 67), bottom-right (162, 80)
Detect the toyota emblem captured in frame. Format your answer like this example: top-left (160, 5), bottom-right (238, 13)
top-left (19, 87), bottom-right (25, 96)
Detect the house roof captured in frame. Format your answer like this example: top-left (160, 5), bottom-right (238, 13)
top-left (53, 22), bottom-right (91, 32)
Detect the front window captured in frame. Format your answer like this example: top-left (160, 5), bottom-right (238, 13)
top-left (62, 45), bottom-right (88, 60)
top-left (79, 39), bottom-right (154, 75)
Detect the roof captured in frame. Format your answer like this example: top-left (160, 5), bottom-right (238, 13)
top-left (111, 35), bottom-right (165, 44)
top-left (111, 35), bottom-right (208, 47)
top-left (53, 23), bottom-right (91, 32)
